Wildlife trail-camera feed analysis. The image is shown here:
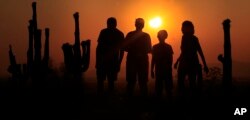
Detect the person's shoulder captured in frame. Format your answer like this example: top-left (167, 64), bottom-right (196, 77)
top-left (126, 30), bottom-right (136, 36)
top-left (116, 29), bottom-right (124, 35)
top-left (130, 30), bottom-right (137, 33)
top-left (153, 43), bottom-right (160, 48)
top-left (142, 32), bottom-right (150, 36)
top-left (115, 28), bottom-right (122, 32)
top-left (153, 43), bottom-right (162, 50)
top-left (193, 35), bottom-right (199, 40)
top-left (165, 43), bottom-right (172, 47)
top-left (100, 28), bottom-right (109, 33)
top-left (165, 43), bottom-right (173, 53)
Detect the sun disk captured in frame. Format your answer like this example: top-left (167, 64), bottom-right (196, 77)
top-left (149, 17), bottom-right (162, 28)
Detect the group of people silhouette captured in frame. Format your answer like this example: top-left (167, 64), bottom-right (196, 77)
top-left (96, 17), bottom-right (209, 97)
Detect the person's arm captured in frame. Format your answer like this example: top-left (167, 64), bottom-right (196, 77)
top-left (197, 39), bottom-right (209, 73)
top-left (174, 55), bottom-right (180, 69)
top-left (119, 50), bottom-right (124, 64)
top-left (97, 30), bottom-right (105, 44)
top-left (170, 47), bottom-right (173, 68)
top-left (122, 33), bottom-right (130, 52)
top-left (147, 34), bottom-right (152, 53)
top-left (117, 32), bottom-right (125, 72)
top-left (96, 30), bottom-right (104, 69)
top-left (151, 48), bottom-right (155, 79)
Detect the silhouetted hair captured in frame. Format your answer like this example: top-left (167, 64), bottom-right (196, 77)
top-left (157, 30), bottom-right (168, 41)
top-left (181, 20), bottom-right (194, 35)
top-left (135, 18), bottom-right (144, 30)
top-left (107, 17), bottom-right (117, 28)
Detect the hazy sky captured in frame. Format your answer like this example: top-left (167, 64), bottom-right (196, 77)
top-left (1, 0), bottom-right (250, 77)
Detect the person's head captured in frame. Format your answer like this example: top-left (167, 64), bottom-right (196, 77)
top-left (157, 30), bottom-right (168, 43)
top-left (107, 17), bottom-right (117, 29)
top-left (135, 18), bottom-right (144, 31)
top-left (181, 20), bottom-right (194, 35)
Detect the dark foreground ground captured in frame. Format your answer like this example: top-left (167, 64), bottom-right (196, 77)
top-left (0, 78), bottom-right (249, 120)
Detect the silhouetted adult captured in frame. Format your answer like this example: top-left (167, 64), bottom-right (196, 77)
top-left (176, 21), bottom-right (208, 93)
top-left (151, 30), bottom-right (173, 98)
top-left (96, 17), bottom-right (124, 94)
top-left (124, 18), bottom-right (152, 97)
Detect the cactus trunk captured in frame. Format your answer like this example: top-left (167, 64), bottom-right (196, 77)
top-left (223, 19), bottom-right (232, 87)
top-left (27, 20), bottom-right (34, 76)
top-left (43, 28), bottom-right (50, 70)
top-left (218, 19), bottom-right (232, 89)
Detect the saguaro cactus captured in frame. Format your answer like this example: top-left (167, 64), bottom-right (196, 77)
top-left (34, 29), bottom-right (42, 71)
top-left (32, 2), bottom-right (38, 32)
top-left (81, 40), bottom-right (90, 72)
top-left (73, 12), bottom-right (82, 73)
top-left (27, 20), bottom-right (33, 76)
top-left (32, 2), bottom-right (42, 74)
top-left (62, 12), bottom-right (90, 74)
top-left (7, 2), bottom-right (52, 88)
top-left (62, 43), bottom-right (74, 72)
top-left (8, 45), bottom-right (21, 80)
top-left (43, 28), bottom-right (50, 70)
top-left (218, 19), bottom-right (232, 88)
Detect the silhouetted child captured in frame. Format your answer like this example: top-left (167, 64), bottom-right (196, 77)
top-left (151, 30), bottom-right (173, 97)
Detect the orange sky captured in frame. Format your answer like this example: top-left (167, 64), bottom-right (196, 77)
top-left (0, 0), bottom-right (250, 78)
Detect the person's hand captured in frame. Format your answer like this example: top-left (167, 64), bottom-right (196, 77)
top-left (204, 65), bottom-right (209, 74)
top-left (151, 70), bottom-right (155, 79)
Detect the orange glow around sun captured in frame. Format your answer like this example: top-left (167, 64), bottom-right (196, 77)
top-left (149, 17), bottom-right (162, 29)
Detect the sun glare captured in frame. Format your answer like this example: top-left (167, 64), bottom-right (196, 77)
top-left (149, 17), bottom-right (162, 28)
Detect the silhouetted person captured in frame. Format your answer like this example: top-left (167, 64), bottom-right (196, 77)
top-left (176, 21), bottom-right (208, 94)
top-left (124, 18), bottom-right (152, 97)
top-left (151, 30), bottom-right (173, 98)
top-left (96, 17), bottom-right (124, 95)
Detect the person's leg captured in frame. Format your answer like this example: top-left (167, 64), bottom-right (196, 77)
top-left (197, 64), bottom-right (203, 91)
top-left (155, 78), bottom-right (163, 97)
top-left (96, 69), bottom-right (106, 95)
top-left (188, 70), bottom-right (197, 95)
top-left (177, 68), bottom-right (185, 92)
top-left (126, 61), bottom-right (136, 97)
top-left (138, 61), bottom-right (149, 97)
top-left (155, 71), bottom-right (164, 97)
top-left (165, 71), bottom-right (173, 98)
top-left (107, 71), bottom-right (118, 94)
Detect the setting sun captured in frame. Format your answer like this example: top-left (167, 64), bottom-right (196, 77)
top-left (149, 17), bottom-right (162, 28)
